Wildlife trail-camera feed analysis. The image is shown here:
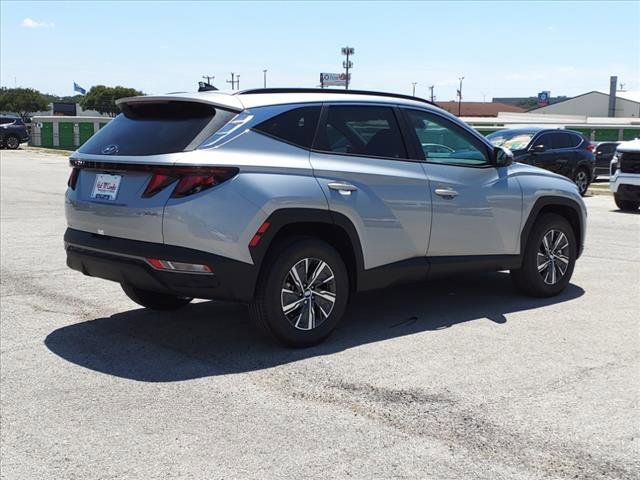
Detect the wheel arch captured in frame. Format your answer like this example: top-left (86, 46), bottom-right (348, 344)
top-left (249, 208), bottom-right (364, 293)
top-left (521, 196), bottom-right (585, 258)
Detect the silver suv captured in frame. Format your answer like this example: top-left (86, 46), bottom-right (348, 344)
top-left (65, 89), bottom-right (587, 346)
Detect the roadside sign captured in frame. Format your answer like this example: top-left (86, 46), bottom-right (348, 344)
top-left (538, 91), bottom-right (550, 106)
top-left (320, 73), bottom-right (350, 87)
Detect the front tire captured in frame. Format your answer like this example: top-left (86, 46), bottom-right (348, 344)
top-left (614, 193), bottom-right (640, 211)
top-left (249, 238), bottom-right (349, 347)
top-left (511, 213), bottom-right (577, 297)
top-left (573, 168), bottom-right (590, 196)
top-left (4, 135), bottom-right (20, 150)
top-left (121, 284), bottom-right (193, 310)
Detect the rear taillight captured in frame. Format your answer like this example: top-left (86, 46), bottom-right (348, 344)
top-left (142, 174), bottom-right (178, 198)
top-left (68, 167), bottom-right (80, 190)
top-left (586, 142), bottom-right (595, 152)
top-left (145, 167), bottom-right (238, 199)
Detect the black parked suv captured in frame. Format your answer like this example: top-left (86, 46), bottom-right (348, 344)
top-left (0, 116), bottom-right (30, 150)
top-left (593, 141), bottom-right (619, 178)
top-left (487, 128), bottom-right (596, 195)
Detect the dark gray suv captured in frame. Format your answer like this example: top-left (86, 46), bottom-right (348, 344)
top-left (0, 116), bottom-right (30, 149)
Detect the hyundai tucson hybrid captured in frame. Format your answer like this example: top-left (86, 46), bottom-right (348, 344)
top-left (486, 128), bottom-right (596, 196)
top-left (65, 89), bottom-right (587, 347)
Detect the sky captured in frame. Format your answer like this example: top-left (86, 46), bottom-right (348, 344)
top-left (1, 1), bottom-right (639, 101)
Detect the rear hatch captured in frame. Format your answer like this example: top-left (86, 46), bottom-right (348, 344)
top-left (65, 97), bottom-right (240, 243)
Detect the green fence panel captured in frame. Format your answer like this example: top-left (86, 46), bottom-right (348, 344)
top-left (593, 129), bottom-right (620, 141)
top-left (59, 122), bottom-right (74, 148)
top-left (79, 122), bottom-right (95, 145)
top-left (40, 122), bottom-right (53, 147)
top-left (99, 122), bottom-right (108, 129)
top-left (622, 129), bottom-right (640, 141)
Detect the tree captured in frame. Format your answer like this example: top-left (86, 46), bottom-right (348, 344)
top-left (0, 87), bottom-right (49, 119)
top-left (79, 85), bottom-right (144, 116)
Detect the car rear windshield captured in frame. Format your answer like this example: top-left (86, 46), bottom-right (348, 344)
top-left (487, 131), bottom-right (535, 150)
top-left (78, 101), bottom-right (236, 156)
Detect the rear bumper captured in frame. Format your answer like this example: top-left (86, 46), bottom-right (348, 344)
top-left (64, 228), bottom-right (258, 302)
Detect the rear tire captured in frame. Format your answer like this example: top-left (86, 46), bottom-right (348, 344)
top-left (4, 135), bottom-right (20, 150)
top-left (614, 193), bottom-right (640, 211)
top-left (121, 284), bottom-right (192, 310)
top-left (510, 213), bottom-right (577, 297)
top-left (573, 167), bottom-right (590, 196)
top-left (249, 237), bottom-right (349, 347)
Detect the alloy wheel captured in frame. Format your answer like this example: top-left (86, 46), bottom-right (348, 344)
top-left (281, 257), bottom-right (337, 331)
top-left (5, 136), bottom-right (19, 149)
top-left (537, 229), bottom-right (570, 285)
top-left (574, 170), bottom-right (588, 194)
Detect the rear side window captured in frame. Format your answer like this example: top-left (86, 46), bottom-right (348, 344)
top-left (78, 101), bottom-right (236, 156)
top-left (566, 133), bottom-right (583, 148)
top-left (314, 105), bottom-right (407, 159)
top-left (253, 106), bottom-right (320, 149)
top-left (543, 132), bottom-right (573, 149)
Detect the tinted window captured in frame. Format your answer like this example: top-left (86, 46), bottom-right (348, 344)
top-left (405, 109), bottom-right (489, 166)
top-left (78, 101), bottom-right (235, 156)
top-left (0, 117), bottom-right (15, 125)
top-left (543, 132), bottom-right (573, 149)
top-left (598, 144), bottom-right (615, 154)
top-left (566, 133), bottom-right (583, 148)
top-left (253, 106), bottom-right (320, 149)
top-left (314, 105), bottom-right (407, 159)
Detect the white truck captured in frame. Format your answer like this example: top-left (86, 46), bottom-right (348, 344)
top-left (610, 139), bottom-right (640, 211)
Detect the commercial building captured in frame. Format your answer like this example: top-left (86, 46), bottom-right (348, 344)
top-left (529, 91), bottom-right (640, 118)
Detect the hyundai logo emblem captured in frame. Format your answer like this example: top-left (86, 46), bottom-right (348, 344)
top-left (101, 144), bottom-right (119, 155)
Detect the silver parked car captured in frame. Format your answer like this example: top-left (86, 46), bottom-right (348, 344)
top-left (65, 89), bottom-right (587, 347)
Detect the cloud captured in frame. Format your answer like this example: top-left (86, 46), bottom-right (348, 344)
top-left (20, 18), bottom-right (54, 28)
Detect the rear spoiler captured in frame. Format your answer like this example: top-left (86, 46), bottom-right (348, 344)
top-left (115, 94), bottom-right (244, 112)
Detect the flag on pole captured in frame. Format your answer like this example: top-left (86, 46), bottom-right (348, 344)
top-left (73, 82), bottom-right (87, 95)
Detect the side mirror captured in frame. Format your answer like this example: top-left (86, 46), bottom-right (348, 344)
top-left (493, 146), bottom-right (514, 167)
top-left (530, 144), bottom-right (546, 153)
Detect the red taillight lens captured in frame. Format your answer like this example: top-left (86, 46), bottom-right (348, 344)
top-left (169, 167), bottom-right (238, 198)
top-left (68, 167), bottom-right (80, 190)
top-left (143, 174), bottom-right (178, 198)
top-left (586, 142), bottom-right (595, 152)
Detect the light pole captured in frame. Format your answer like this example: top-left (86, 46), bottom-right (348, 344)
top-left (341, 46), bottom-right (354, 90)
top-left (428, 85), bottom-right (435, 102)
top-left (457, 76), bottom-right (465, 116)
top-left (263, 69), bottom-right (267, 88)
top-left (412, 82), bottom-right (417, 96)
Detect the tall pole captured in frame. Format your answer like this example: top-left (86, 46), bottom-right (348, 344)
top-left (429, 85), bottom-right (435, 102)
top-left (457, 76), bottom-right (464, 116)
top-left (263, 69), bottom-right (267, 88)
top-left (226, 72), bottom-right (235, 90)
top-left (236, 75), bottom-right (240, 91)
top-left (341, 46), bottom-right (354, 90)
top-left (412, 82), bottom-right (417, 96)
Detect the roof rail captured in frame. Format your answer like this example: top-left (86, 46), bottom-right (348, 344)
top-left (235, 88), bottom-right (437, 107)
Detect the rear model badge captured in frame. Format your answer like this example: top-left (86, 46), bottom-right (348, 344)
top-left (101, 144), bottom-right (119, 155)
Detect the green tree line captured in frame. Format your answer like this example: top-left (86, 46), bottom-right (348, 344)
top-left (0, 85), bottom-right (144, 118)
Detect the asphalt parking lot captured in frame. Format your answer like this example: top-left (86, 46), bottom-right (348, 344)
top-left (1, 148), bottom-right (638, 480)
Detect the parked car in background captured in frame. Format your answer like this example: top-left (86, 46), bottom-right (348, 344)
top-left (0, 116), bottom-right (30, 149)
top-left (486, 128), bottom-right (596, 196)
top-left (610, 139), bottom-right (640, 211)
top-left (64, 88), bottom-right (587, 347)
top-left (593, 141), bottom-right (619, 178)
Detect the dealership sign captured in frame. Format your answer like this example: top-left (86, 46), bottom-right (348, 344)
top-left (537, 91), bottom-right (551, 107)
top-left (320, 73), bottom-right (350, 86)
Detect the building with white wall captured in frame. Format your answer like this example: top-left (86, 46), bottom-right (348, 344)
top-left (529, 91), bottom-right (640, 118)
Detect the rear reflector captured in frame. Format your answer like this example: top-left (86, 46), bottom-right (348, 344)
top-left (146, 258), bottom-right (213, 274)
top-left (249, 221), bottom-right (271, 247)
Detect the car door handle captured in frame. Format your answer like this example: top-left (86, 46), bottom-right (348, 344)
top-left (328, 182), bottom-right (358, 195)
top-left (434, 188), bottom-right (459, 198)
